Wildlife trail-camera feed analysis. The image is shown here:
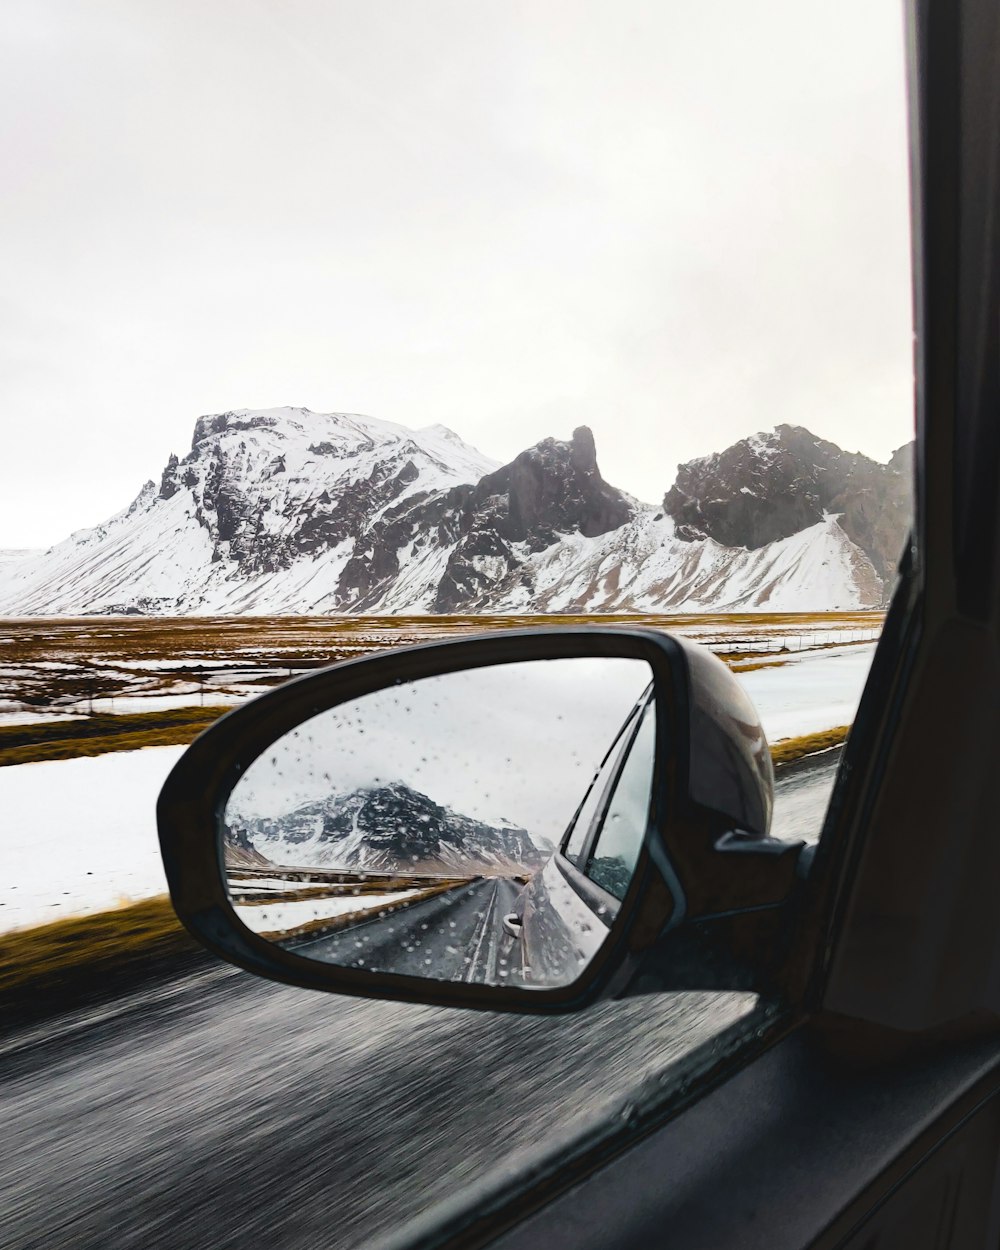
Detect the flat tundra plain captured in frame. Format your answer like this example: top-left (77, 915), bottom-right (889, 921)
top-left (0, 611), bottom-right (884, 723)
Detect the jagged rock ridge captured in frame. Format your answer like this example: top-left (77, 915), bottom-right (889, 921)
top-left (0, 407), bottom-right (912, 614)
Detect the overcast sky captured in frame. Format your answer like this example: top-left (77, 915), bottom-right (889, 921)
top-left (2, 1), bottom-right (913, 549)
top-left (228, 657), bottom-right (652, 844)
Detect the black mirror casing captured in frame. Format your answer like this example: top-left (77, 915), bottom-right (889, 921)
top-left (157, 628), bottom-right (805, 1014)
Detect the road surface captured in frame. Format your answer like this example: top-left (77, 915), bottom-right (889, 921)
top-left (299, 877), bottom-right (522, 982)
top-left (0, 753), bottom-right (840, 1250)
top-left (769, 746), bottom-right (842, 844)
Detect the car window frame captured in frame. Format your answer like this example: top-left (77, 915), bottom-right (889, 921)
top-left (581, 697), bottom-right (657, 900)
top-left (558, 691), bottom-right (652, 868)
top-left (553, 690), bottom-right (656, 924)
top-left (559, 701), bottom-right (643, 867)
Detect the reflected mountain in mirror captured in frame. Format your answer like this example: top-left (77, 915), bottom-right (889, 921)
top-left (222, 657), bottom-right (655, 988)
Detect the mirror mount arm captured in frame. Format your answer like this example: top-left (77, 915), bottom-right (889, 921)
top-left (619, 837), bottom-right (811, 999)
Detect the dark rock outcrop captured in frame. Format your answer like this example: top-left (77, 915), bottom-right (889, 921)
top-left (158, 454), bottom-right (180, 500)
top-left (475, 425), bottom-right (633, 549)
top-left (663, 424), bottom-right (913, 585)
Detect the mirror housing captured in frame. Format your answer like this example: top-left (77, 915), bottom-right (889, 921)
top-left (157, 628), bottom-right (805, 1014)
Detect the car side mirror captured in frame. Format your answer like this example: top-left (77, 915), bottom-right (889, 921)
top-left (157, 628), bottom-right (806, 1014)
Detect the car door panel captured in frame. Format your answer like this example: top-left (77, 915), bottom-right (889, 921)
top-left (414, 1033), bottom-right (1000, 1250)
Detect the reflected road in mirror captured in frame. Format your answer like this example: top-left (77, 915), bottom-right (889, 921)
top-left (293, 877), bottom-right (525, 981)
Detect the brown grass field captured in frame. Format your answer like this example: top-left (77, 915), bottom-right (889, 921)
top-left (0, 610), bottom-right (885, 667)
top-left (0, 706), bottom-right (228, 766)
top-left (0, 611), bottom-right (881, 765)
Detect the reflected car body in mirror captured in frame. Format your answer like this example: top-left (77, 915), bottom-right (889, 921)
top-left (502, 694), bottom-right (657, 987)
top-left (157, 627), bottom-right (805, 1014)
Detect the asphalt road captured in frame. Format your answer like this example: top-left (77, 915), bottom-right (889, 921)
top-left (1, 752), bottom-right (839, 1250)
top-left (299, 878), bottom-right (522, 983)
top-left (769, 746), bottom-right (842, 845)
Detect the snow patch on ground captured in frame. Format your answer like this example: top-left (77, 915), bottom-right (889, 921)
top-left (742, 643), bottom-right (876, 741)
top-left (0, 747), bottom-right (185, 931)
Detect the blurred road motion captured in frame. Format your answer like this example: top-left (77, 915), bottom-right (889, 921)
top-left (0, 754), bottom-right (838, 1250)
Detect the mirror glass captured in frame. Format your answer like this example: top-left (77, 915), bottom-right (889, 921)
top-left (221, 657), bottom-right (656, 989)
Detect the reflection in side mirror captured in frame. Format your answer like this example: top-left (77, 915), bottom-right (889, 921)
top-left (221, 658), bottom-right (655, 990)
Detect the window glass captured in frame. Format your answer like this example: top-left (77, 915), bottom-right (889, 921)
top-left (0, 3), bottom-right (913, 1247)
top-left (562, 711), bottom-right (636, 865)
top-left (586, 702), bottom-right (656, 899)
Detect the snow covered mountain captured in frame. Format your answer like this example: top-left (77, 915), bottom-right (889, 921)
top-left (0, 408), bottom-right (500, 615)
top-left (226, 781), bottom-right (544, 876)
top-left (0, 407), bottom-right (911, 615)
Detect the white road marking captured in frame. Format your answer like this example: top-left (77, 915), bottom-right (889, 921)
top-left (464, 881), bottom-right (499, 983)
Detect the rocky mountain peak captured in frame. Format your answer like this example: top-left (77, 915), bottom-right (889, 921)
top-left (424, 427), bottom-right (635, 612)
top-left (147, 407), bottom-right (500, 585)
top-left (333, 424), bottom-right (638, 613)
top-left (471, 424), bottom-right (634, 549)
top-left (0, 408), bottom-right (908, 616)
top-left (231, 780), bottom-right (543, 875)
top-left (664, 424), bottom-right (913, 585)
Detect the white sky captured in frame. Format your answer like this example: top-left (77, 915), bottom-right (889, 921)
top-left (1, 1), bottom-right (913, 549)
top-left (228, 657), bottom-right (651, 844)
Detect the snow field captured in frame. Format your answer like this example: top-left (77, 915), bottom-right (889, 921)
top-left (738, 642), bottom-right (876, 740)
